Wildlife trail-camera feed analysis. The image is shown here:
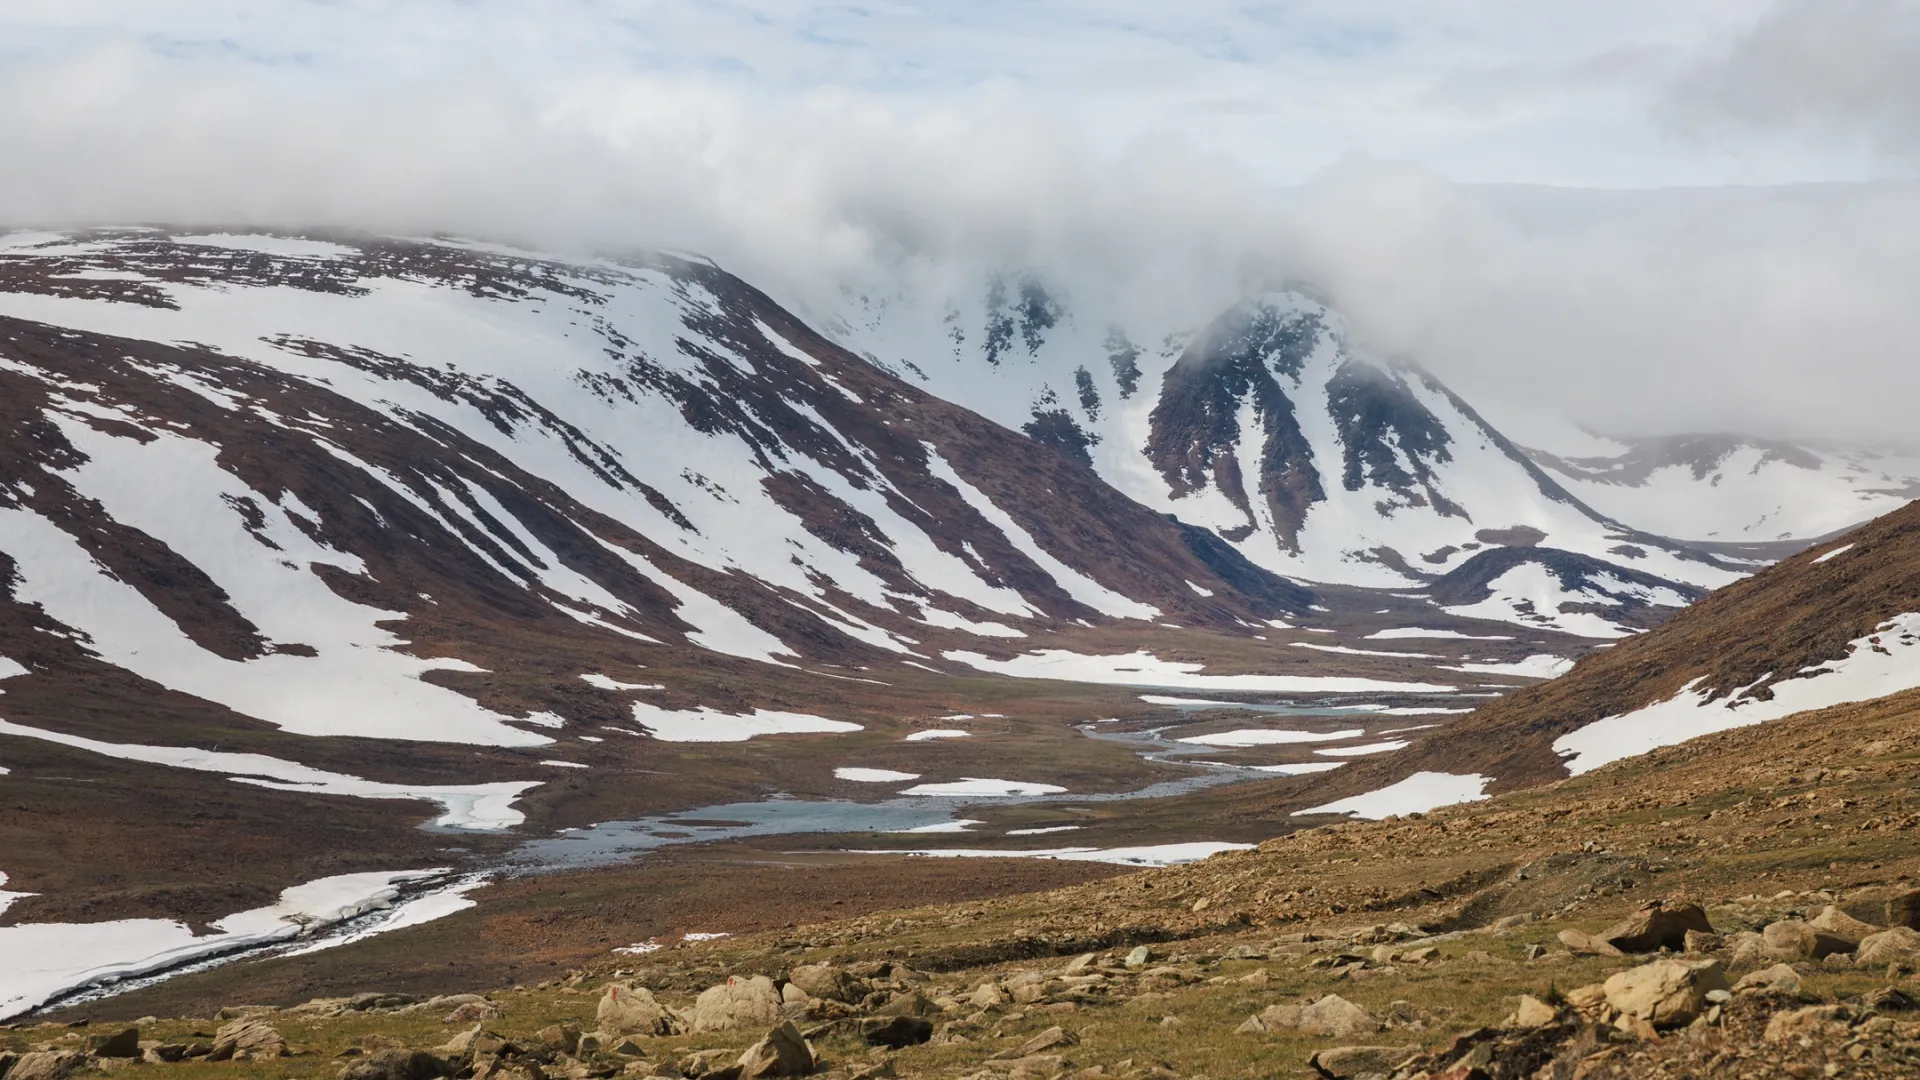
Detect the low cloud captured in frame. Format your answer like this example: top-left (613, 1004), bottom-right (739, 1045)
top-left (2, 13), bottom-right (1919, 446)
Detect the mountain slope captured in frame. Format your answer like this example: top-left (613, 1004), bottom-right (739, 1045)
top-left (1321, 496), bottom-right (1920, 797)
top-left (829, 280), bottom-right (1752, 592)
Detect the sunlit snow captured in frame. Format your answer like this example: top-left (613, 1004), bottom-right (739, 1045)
top-left (1295, 771), bottom-right (1492, 819)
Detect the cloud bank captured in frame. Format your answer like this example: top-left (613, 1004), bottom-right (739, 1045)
top-left (1, 2), bottom-right (1918, 443)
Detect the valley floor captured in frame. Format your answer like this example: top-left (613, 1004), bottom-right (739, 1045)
top-left (14, 684), bottom-right (1920, 1078)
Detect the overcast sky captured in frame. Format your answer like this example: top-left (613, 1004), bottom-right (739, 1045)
top-left (4, 1), bottom-right (1919, 443)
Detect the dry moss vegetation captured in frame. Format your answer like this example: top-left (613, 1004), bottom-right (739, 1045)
top-left (14, 684), bottom-right (1920, 1078)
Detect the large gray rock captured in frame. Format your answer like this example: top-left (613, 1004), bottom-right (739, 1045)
top-left (208, 1017), bottom-right (288, 1061)
top-left (1602, 959), bottom-right (1728, 1029)
top-left (737, 1021), bottom-right (813, 1079)
top-left (693, 975), bottom-right (784, 1032)
top-left (598, 983), bottom-right (677, 1037)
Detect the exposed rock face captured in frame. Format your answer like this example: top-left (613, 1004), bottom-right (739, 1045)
top-left (692, 975), bottom-right (784, 1032)
top-left (597, 983), bottom-right (678, 1037)
top-left (1601, 958), bottom-right (1729, 1029)
top-left (207, 1017), bottom-right (288, 1061)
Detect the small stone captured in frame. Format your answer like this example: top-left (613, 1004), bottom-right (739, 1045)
top-left (1512, 995), bottom-right (1558, 1028)
top-left (1124, 946), bottom-right (1152, 970)
top-left (1734, 963), bottom-right (1802, 995)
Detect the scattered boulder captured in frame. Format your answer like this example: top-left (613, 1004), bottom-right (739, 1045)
top-left (1242, 995), bottom-right (1379, 1038)
top-left (338, 1049), bottom-right (451, 1080)
top-left (967, 983), bottom-right (1006, 1009)
top-left (208, 1017), bottom-right (289, 1061)
top-left (3, 1051), bottom-right (85, 1080)
top-left (737, 1021), bottom-right (813, 1079)
top-left (786, 964), bottom-right (856, 1003)
top-left (1557, 929), bottom-right (1622, 957)
top-left (1602, 901), bottom-right (1714, 954)
top-left (1683, 930), bottom-right (1724, 955)
top-left (1764, 1004), bottom-right (1852, 1044)
top-left (1734, 964), bottom-right (1802, 995)
top-left (1017, 1027), bottom-right (1079, 1056)
top-left (873, 991), bottom-right (936, 1017)
top-left (1809, 904), bottom-right (1880, 944)
top-left (443, 999), bottom-right (501, 1024)
top-left (90, 1027), bottom-right (141, 1058)
top-left (1307, 1045), bottom-right (1419, 1079)
top-left (1124, 946), bottom-right (1152, 970)
top-left (1510, 995), bottom-right (1558, 1028)
top-left (1764, 919), bottom-right (1855, 960)
top-left (695, 972), bottom-right (783, 1030)
top-left (1601, 959), bottom-right (1729, 1029)
top-left (599, 983), bottom-right (678, 1037)
top-left (1887, 888), bottom-right (1920, 930)
top-left (536, 1024), bottom-right (580, 1055)
top-left (1857, 926), bottom-right (1920, 968)
top-left (858, 1016), bottom-right (933, 1049)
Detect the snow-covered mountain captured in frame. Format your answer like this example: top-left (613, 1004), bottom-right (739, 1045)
top-left (1520, 428), bottom-right (1920, 543)
top-left (828, 277), bottom-right (1753, 591)
top-left (0, 230), bottom-right (1327, 747)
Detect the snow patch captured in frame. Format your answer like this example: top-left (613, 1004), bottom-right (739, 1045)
top-left (1444, 654), bottom-right (1575, 679)
top-left (899, 778), bottom-right (1067, 797)
top-left (1295, 772), bottom-right (1492, 819)
top-left (0, 869), bottom-right (441, 1021)
top-left (943, 648), bottom-right (1454, 693)
top-left (834, 767), bottom-right (921, 782)
top-left (580, 673), bottom-right (664, 691)
top-left (1366, 628), bottom-right (1513, 641)
top-left (1007, 825), bottom-right (1082, 835)
top-left (1813, 543), bottom-right (1855, 565)
top-left (904, 729), bottom-right (971, 741)
top-left (630, 701), bottom-right (861, 742)
top-left (1175, 728), bottom-right (1366, 748)
top-left (869, 842), bottom-right (1251, 867)
top-left (1313, 739), bottom-right (1411, 757)
top-left (0, 719), bottom-right (538, 829)
top-left (1555, 613), bottom-right (1920, 775)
